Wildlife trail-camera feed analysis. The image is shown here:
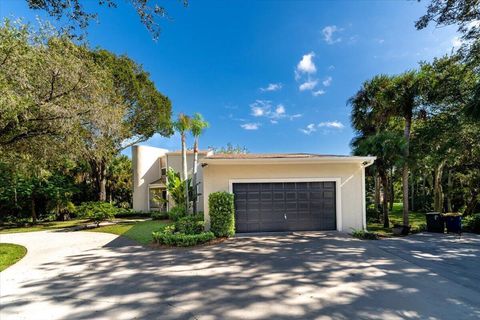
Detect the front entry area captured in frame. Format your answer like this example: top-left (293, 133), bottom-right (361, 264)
top-left (233, 181), bottom-right (337, 233)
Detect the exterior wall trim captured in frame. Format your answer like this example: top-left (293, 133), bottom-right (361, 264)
top-left (228, 177), bottom-right (343, 231)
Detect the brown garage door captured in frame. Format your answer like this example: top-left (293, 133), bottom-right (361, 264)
top-left (233, 181), bottom-right (336, 233)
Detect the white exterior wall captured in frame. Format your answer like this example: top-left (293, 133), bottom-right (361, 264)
top-left (202, 162), bottom-right (366, 232)
top-left (132, 145), bottom-right (168, 212)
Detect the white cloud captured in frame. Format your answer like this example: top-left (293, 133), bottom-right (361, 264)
top-left (289, 113), bottom-right (303, 120)
top-left (251, 107), bottom-right (266, 117)
top-left (300, 123), bottom-right (317, 135)
top-left (312, 89), bottom-right (326, 97)
top-left (322, 76), bottom-right (333, 87)
top-left (318, 121), bottom-right (344, 129)
top-left (249, 100), bottom-right (291, 121)
top-left (328, 65), bottom-right (335, 70)
top-left (300, 121), bottom-right (345, 135)
top-left (241, 123), bottom-right (260, 130)
top-left (260, 83), bottom-right (283, 92)
top-left (275, 104), bottom-right (286, 115)
top-left (299, 79), bottom-right (318, 91)
top-left (322, 25), bottom-right (342, 44)
top-left (296, 52), bottom-right (317, 74)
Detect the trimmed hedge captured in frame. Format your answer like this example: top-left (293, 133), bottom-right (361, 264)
top-left (167, 206), bottom-right (186, 221)
top-left (209, 191), bottom-right (235, 237)
top-left (152, 230), bottom-right (215, 246)
top-left (176, 215), bottom-right (204, 234)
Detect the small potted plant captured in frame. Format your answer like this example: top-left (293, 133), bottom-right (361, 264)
top-left (392, 224), bottom-right (411, 236)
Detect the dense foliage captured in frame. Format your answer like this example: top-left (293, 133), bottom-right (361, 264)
top-left (351, 55), bottom-right (480, 228)
top-left (208, 192), bottom-right (235, 237)
top-left (76, 201), bottom-right (116, 226)
top-left (25, 0), bottom-right (188, 40)
top-left (0, 20), bottom-right (172, 223)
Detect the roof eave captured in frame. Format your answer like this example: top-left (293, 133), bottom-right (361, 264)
top-left (201, 156), bottom-right (376, 165)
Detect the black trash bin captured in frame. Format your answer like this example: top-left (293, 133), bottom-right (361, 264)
top-left (444, 213), bottom-right (462, 234)
top-left (426, 212), bottom-right (444, 233)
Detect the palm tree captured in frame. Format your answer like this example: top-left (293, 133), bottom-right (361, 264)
top-left (388, 71), bottom-right (421, 227)
top-left (173, 113), bottom-right (191, 213)
top-left (190, 113), bottom-right (209, 214)
top-left (349, 75), bottom-right (397, 227)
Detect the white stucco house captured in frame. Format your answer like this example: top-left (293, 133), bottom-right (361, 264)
top-left (132, 145), bottom-right (375, 233)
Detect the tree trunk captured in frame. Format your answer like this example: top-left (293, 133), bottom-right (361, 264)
top-left (410, 175), bottom-right (415, 212)
top-left (402, 115), bottom-right (412, 226)
top-left (446, 169), bottom-right (453, 212)
top-left (374, 173), bottom-right (381, 219)
top-left (181, 132), bottom-right (189, 213)
top-left (31, 197), bottom-right (37, 224)
top-left (389, 168), bottom-right (394, 210)
top-left (192, 136), bottom-right (199, 214)
top-left (91, 159), bottom-right (107, 201)
top-left (380, 172), bottom-right (390, 228)
top-left (433, 160), bottom-right (446, 213)
top-left (464, 189), bottom-right (479, 216)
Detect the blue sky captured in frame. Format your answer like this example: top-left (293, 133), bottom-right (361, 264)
top-left (1, 0), bottom-right (459, 156)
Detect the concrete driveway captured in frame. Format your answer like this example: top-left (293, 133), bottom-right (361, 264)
top-left (1, 230), bottom-right (479, 320)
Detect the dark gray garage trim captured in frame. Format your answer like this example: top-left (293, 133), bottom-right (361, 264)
top-left (229, 178), bottom-right (342, 232)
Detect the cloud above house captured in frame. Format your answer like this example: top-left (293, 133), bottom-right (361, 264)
top-left (250, 100), bottom-right (292, 121)
top-left (319, 120), bottom-right (344, 129)
top-left (300, 121), bottom-right (345, 134)
top-left (296, 52), bottom-right (317, 74)
top-left (300, 123), bottom-right (317, 135)
top-left (241, 123), bottom-right (260, 130)
top-left (260, 83), bottom-right (283, 92)
top-left (312, 89), bottom-right (325, 97)
top-left (299, 79), bottom-right (318, 91)
top-left (322, 25), bottom-right (342, 44)
top-left (322, 76), bottom-right (333, 87)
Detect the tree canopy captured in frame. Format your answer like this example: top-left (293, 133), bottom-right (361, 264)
top-left (26, 0), bottom-right (188, 39)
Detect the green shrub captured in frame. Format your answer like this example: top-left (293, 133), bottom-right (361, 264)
top-left (168, 206), bottom-right (186, 221)
top-left (351, 229), bottom-right (379, 240)
top-left (463, 214), bottom-right (480, 233)
top-left (176, 215), bottom-right (204, 234)
top-left (209, 191), bottom-right (235, 237)
top-left (76, 202), bottom-right (116, 227)
top-left (150, 211), bottom-right (169, 220)
top-left (152, 230), bottom-right (215, 247)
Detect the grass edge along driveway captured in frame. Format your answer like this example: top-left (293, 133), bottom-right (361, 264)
top-left (0, 243), bottom-right (27, 272)
top-left (86, 220), bottom-right (169, 245)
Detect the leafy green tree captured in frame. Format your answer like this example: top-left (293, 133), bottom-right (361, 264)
top-left (350, 75), bottom-right (404, 227)
top-left (82, 49), bottom-right (172, 201)
top-left (190, 113), bottom-right (209, 214)
top-left (0, 20), bottom-right (109, 154)
top-left (106, 155), bottom-right (132, 206)
top-left (26, 0), bottom-right (188, 39)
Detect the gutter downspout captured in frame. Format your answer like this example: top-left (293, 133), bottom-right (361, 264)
top-left (361, 159), bottom-right (376, 231)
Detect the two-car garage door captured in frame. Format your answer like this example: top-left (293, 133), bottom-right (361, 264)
top-left (233, 181), bottom-right (336, 233)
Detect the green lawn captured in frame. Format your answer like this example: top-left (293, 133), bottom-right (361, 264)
top-left (367, 203), bottom-right (426, 236)
top-left (86, 220), bottom-right (169, 245)
top-left (0, 243), bottom-right (27, 272)
top-left (0, 219), bottom-right (88, 234)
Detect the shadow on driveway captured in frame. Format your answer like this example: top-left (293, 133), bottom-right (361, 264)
top-left (1, 232), bottom-right (480, 319)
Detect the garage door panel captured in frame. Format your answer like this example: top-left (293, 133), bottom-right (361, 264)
top-left (233, 181), bottom-right (336, 233)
